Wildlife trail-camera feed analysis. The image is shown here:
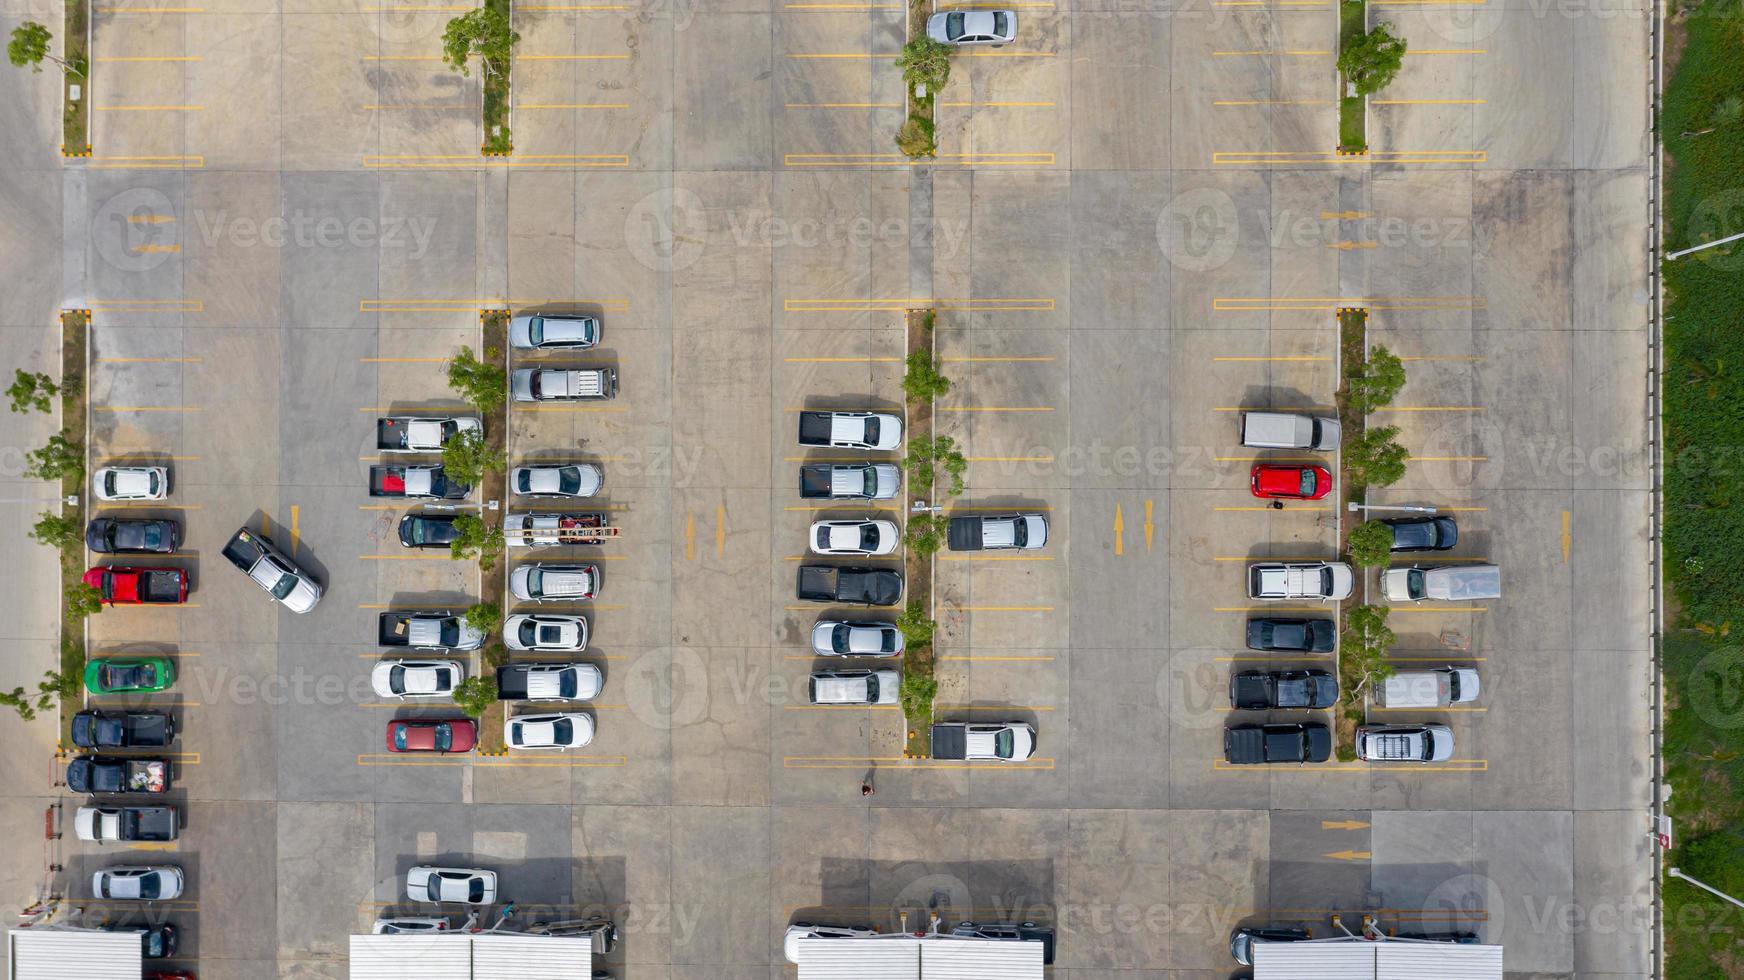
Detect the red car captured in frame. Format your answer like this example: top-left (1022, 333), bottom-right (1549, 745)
top-left (82, 567), bottom-right (189, 605)
top-left (386, 719), bottom-right (478, 754)
top-left (1249, 464), bottom-right (1332, 500)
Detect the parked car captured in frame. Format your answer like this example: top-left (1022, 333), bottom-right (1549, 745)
top-left (71, 710), bottom-right (176, 748)
top-left (503, 512), bottom-right (616, 547)
top-left (1382, 563), bottom-right (1499, 603)
top-left (1247, 561), bottom-right (1353, 601)
top-left (929, 721), bottom-right (1036, 761)
top-left (512, 464), bottom-right (602, 498)
top-left (810, 620), bottom-right (903, 657)
top-left (511, 563), bottom-right (600, 602)
top-left (75, 806), bottom-right (178, 844)
top-left (1230, 926), bottom-right (1311, 966)
top-left (795, 565), bottom-right (902, 606)
top-left (86, 518), bottom-right (180, 555)
top-left (373, 916), bottom-right (451, 935)
top-left (1356, 723), bottom-right (1455, 763)
top-left (398, 513), bottom-right (460, 549)
top-left (85, 657), bottom-right (175, 694)
top-left (496, 663), bottom-right (603, 702)
top-left (512, 368), bottom-right (617, 402)
top-left (371, 659), bottom-right (465, 700)
top-left (368, 464), bottom-right (470, 500)
top-left (375, 416), bottom-right (482, 453)
top-left (1245, 617), bottom-right (1336, 653)
top-left (66, 756), bottom-right (171, 795)
top-left (93, 865), bottom-right (184, 901)
top-left (948, 922), bottom-right (1056, 965)
top-left (221, 526), bottom-right (323, 613)
top-left (378, 611), bottom-right (486, 651)
top-left (504, 614), bottom-right (588, 652)
top-left (105, 923), bottom-right (179, 960)
top-left (1375, 667), bottom-right (1481, 708)
top-left (799, 463), bottom-right (900, 500)
top-left (94, 466), bottom-right (168, 501)
top-left (525, 916), bottom-right (618, 953)
top-left (946, 514), bottom-right (1048, 551)
top-left (1380, 515), bottom-right (1459, 552)
top-left (511, 312), bottom-right (600, 349)
top-left (1223, 723), bottom-right (1331, 765)
top-left (406, 866), bottom-right (497, 905)
top-left (1239, 411), bottom-right (1339, 451)
top-left (808, 669), bottom-right (899, 705)
top-left (925, 9), bottom-right (1017, 45)
top-left (810, 519), bottom-right (899, 556)
top-left (797, 411), bottom-right (902, 450)
top-left (505, 711), bottom-right (595, 750)
top-left (387, 719), bottom-right (478, 754)
top-left (783, 923), bottom-right (880, 964)
top-left (1249, 464), bottom-right (1332, 501)
top-left (83, 567), bottom-right (188, 606)
top-left (1228, 670), bottom-right (1338, 710)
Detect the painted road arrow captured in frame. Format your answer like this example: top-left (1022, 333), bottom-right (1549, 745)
top-left (1324, 850), bottom-right (1373, 861)
top-left (1113, 503), bottom-right (1125, 556)
top-left (1144, 499), bottom-right (1155, 552)
top-left (1321, 819), bottom-right (1371, 831)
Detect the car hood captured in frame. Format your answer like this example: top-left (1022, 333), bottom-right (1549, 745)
top-left (280, 576), bottom-right (322, 613)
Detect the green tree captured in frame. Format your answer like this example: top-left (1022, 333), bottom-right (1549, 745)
top-left (8, 22), bottom-right (80, 75)
top-left (905, 435), bottom-right (967, 498)
top-left (452, 675), bottom-right (497, 718)
top-left (1348, 344), bottom-right (1406, 413)
top-left (26, 432), bottom-right (83, 482)
top-left (905, 514), bottom-right (948, 556)
top-left (902, 350), bottom-right (951, 402)
top-left (446, 346), bottom-right (507, 412)
top-left (899, 671), bottom-right (938, 727)
top-left (1347, 519), bottom-right (1396, 567)
top-left (1339, 604), bottom-right (1397, 697)
top-left (7, 369), bottom-right (57, 413)
top-left (449, 513), bottom-right (505, 569)
top-left (464, 601), bottom-right (503, 637)
top-left (1338, 23), bottom-right (1407, 96)
top-left (1345, 424), bottom-right (1409, 492)
top-left (896, 115), bottom-right (936, 158)
top-left (440, 428), bottom-right (505, 486)
top-left (895, 37), bottom-right (951, 95)
top-left (895, 599), bottom-right (937, 649)
top-left (66, 582), bottom-right (103, 618)
top-left (442, 6), bottom-right (518, 77)
top-left (29, 511), bottom-right (80, 550)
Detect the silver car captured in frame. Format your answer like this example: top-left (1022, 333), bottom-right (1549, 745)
top-left (926, 9), bottom-right (1017, 45)
top-left (406, 866), bottom-right (497, 905)
top-left (512, 464), bottom-right (602, 498)
top-left (92, 865), bottom-right (184, 901)
top-left (510, 313), bottom-right (599, 350)
top-left (810, 621), bottom-right (904, 657)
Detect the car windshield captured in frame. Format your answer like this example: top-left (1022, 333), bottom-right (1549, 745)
top-left (1407, 568), bottom-right (1427, 596)
top-left (140, 525), bottom-right (164, 549)
top-left (268, 562), bottom-right (299, 599)
top-left (392, 726), bottom-right (408, 750)
top-left (137, 875), bottom-right (161, 900)
top-left (946, 11), bottom-right (964, 36)
top-left (1299, 470), bottom-right (1317, 495)
top-left (469, 878), bottom-right (485, 902)
top-left (1319, 567), bottom-right (1334, 592)
top-left (527, 568), bottom-right (545, 594)
top-left (1013, 520), bottom-right (1028, 547)
top-left (107, 664), bottom-right (145, 688)
top-left (407, 519), bottom-right (430, 545)
top-left (865, 675), bottom-right (880, 702)
top-left (432, 724), bottom-right (452, 751)
top-left (993, 11), bottom-right (1009, 34)
top-left (995, 729), bottom-right (1014, 758)
top-left (105, 472), bottom-right (119, 495)
top-left (1447, 671), bottom-right (1461, 700)
top-left (559, 469), bottom-right (583, 494)
top-left (149, 472), bottom-right (161, 495)
top-left (552, 718), bottom-right (573, 742)
top-left (440, 622), bottom-right (461, 647)
top-left (861, 469), bottom-right (877, 495)
top-left (832, 624), bottom-right (851, 651)
top-left (528, 316), bottom-right (545, 345)
top-left (519, 620), bottom-right (540, 645)
top-left (389, 665), bottom-right (408, 693)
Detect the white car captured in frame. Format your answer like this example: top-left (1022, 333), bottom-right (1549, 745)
top-left (926, 9), bottom-right (1017, 45)
top-left (504, 614), bottom-right (589, 651)
top-left (510, 563), bottom-right (600, 602)
top-left (510, 313), bottom-right (599, 349)
top-left (512, 464), bottom-right (602, 498)
top-left (94, 466), bottom-right (168, 501)
top-left (1247, 561), bottom-right (1354, 602)
top-left (371, 659), bottom-right (465, 699)
top-left (810, 621), bottom-right (904, 658)
top-left (783, 923), bottom-right (880, 963)
top-left (810, 519), bottom-right (899, 556)
top-left (505, 711), bottom-right (595, 749)
top-left (373, 916), bottom-right (451, 935)
top-left (92, 865), bottom-right (184, 901)
top-left (406, 866), bottom-right (497, 905)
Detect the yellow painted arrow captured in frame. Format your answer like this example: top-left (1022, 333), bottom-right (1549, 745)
top-left (1325, 850), bottom-right (1372, 861)
top-left (1560, 509), bottom-right (1570, 563)
top-left (685, 511), bottom-right (696, 561)
top-left (716, 504), bottom-right (726, 557)
top-left (1327, 241), bottom-right (1378, 251)
top-left (1143, 499), bottom-right (1155, 553)
top-left (1321, 819), bottom-right (1371, 831)
top-left (1113, 503), bottom-right (1125, 556)
top-left (1320, 210), bottom-right (1369, 220)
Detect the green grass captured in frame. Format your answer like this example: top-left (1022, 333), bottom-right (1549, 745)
top-left (63, 0), bottom-right (88, 153)
top-left (1664, 633), bottom-right (1744, 977)
top-left (1339, 0), bottom-right (1366, 47)
top-left (481, 0), bottom-right (511, 153)
top-left (1339, 97), bottom-right (1366, 152)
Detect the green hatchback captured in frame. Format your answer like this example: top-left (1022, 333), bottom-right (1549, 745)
top-left (84, 657), bottom-right (175, 695)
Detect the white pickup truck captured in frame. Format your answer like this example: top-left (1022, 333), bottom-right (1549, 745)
top-left (376, 416), bottom-right (482, 453)
top-left (512, 368), bottom-right (617, 402)
top-left (929, 721), bottom-right (1036, 761)
top-left (496, 663), bottom-right (603, 702)
top-left (798, 463), bottom-right (901, 499)
top-left (1247, 561), bottom-right (1354, 601)
top-left (797, 411), bottom-right (903, 451)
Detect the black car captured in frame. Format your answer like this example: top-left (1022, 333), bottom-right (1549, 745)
top-left (103, 922), bottom-right (178, 958)
top-left (398, 513), bottom-right (461, 549)
top-left (1382, 515), bottom-right (1458, 552)
top-left (86, 518), bottom-right (181, 555)
top-left (948, 921), bottom-right (1055, 965)
top-left (1229, 926), bottom-right (1310, 966)
top-left (1223, 723), bottom-right (1332, 765)
top-left (1245, 617), bottom-right (1336, 653)
top-left (1229, 669), bottom-right (1339, 710)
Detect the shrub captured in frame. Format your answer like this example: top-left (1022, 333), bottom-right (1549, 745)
top-left (906, 435), bottom-right (967, 498)
top-left (464, 601), bottom-right (503, 637)
top-left (905, 514), bottom-right (948, 556)
top-left (896, 115), bottom-right (936, 158)
top-left (1338, 23), bottom-right (1407, 96)
top-left (449, 514), bottom-right (505, 569)
top-left (899, 671), bottom-right (938, 724)
top-left (902, 350), bottom-right (951, 401)
top-left (1345, 424), bottom-right (1409, 492)
top-left (1347, 520), bottom-right (1395, 567)
top-left (446, 346), bottom-right (507, 412)
top-left (29, 511), bottom-right (80, 550)
top-left (1348, 344), bottom-right (1406, 413)
top-left (1339, 604), bottom-right (1397, 697)
top-left (66, 582), bottom-right (103, 619)
top-left (452, 676), bottom-right (497, 717)
top-left (7, 369), bottom-right (57, 413)
top-left (26, 432), bottom-right (82, 482)
top-left (440, 428), bottom-right (505, 486)
top-left (895, 37), bottom-right (951, 95)
top-left (895, 599), bottom-right (937, 649)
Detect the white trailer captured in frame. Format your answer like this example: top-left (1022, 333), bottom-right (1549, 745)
top-left (9, 928), bottom-right (141, 980)
top-left (349, 932), bottom-right (593, 980)
top-left (794, 934), bottom-right (1044, 980)
top-left (1252, 937), bottom-right (1502, 979)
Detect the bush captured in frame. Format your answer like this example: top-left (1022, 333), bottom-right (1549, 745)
top-left (905, 514), bottom-right (948, 556)
top-left (1338, 23), bottom-right (1407, 96)
top-left (899, 671), bottom-right (938, 724)
top-left (1339, 604), bottom-right (1396, 697)
top-left (29, 511), bottom-right (80, 550)
top-left (464, 601), bottom-right (502, 637)
top-left (1348, 344), bottom-right (1406, 413)
top-left (896, 115), bottom-right (937, 158)
top-left (442, 6), bottom-right (518, 77)
top-left (1347, 520), bottom-right (1395, 567)
top-left (449, 514), bottom-right (505, 569)
top-left (440, 429), bottom-right (505, 486)
top-left (483, 126), bottom-right (512, 156)
top-left (902, 350), bottom-right (951, 401)
top-left (26, 432), bottom-right (82, 482)
top-left (6, 369), bottom-right (57, 413)
top-left (895, 37), bottom-right (951, 95)
top-left (66, 582), bottom-right (103, 619)
top-left (1345, 424), bottom-right (1409, 492)
top-left (906, 435), bottom-right (967, 498)
top-left (895, 599), bottom-right (937, 649)
top-left (447, 346), bottom-right (507, 412)
top-left (452, 676), bottom-right (497, 718)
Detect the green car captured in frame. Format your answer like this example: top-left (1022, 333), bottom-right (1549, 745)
top-left (84, 657), bottom-right (175, 695)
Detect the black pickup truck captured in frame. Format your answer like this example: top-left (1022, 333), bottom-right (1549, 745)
top-left (368, 464), bottom-right (471, 500)
top-left (1228, 670), bottom-right (1338, 710)
top-left (796, 565), bottom-right (903, 606)
top-left (66, 756), bottom-right (173, 795)
top-left (71, 710), bottom-right (176, 749)
top-left (75, 805), bottom-right (179, 843)
top-left (1223, 723), bottom-right (1332, 765)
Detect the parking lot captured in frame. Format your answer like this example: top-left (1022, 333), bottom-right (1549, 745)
top-left (0, 0), bottom-right (1656, 974)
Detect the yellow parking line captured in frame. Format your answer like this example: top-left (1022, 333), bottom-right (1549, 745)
top-left (94, 4), bottom-right (202, 10)
top-left (95, 55), bottom-right (202, 62)
top-left (364, 104), bottom-right (470, 111)
top-left (1215, 506), bottom-right (1330, 512)
top-left (785, 2), bottom-right (902, 6)
top-left (783, 756), bottom-right (1056, 770)
top-left (1389, 655), bottom-right (1487, 662)
top-left (1413, 456), bottom-right (1489, 462)
top-left (785, 103), bottom-right (904, 109)
top-left (1388, 606), bottom-right (1488, 613)
top-left (937, 101), bottom-right (1056, 108)
top-left (938, 555), bottom-right (1053, 562)
top-left (937, 655), bottom-right (1055, 662)
top-left (1442, 506), bottom-right (1488, 512)
top-left (520, 53), bottom-right (633, 60)
top-left (363, 298), bottom-right (628, 312)
top-left (96, 357), bottom-right (200, 363)
top-left (358, 405), bottom-right (468, 412)
top-left (788, 52), bottom-right (887, 59)
top-left (964, 456), bottom-right (1052, 463)
top-left (1213, 49), bottom-right (1331, 56)
top-left (1214, 606), bottom-right (1329, 613)
top-left (357, 755), bottom-right (628, 767)
top-left (1214, 99), bottom-right (1334, 106)
top-left (360, 55), bottom-right (446, 61)
top-left (93, 405), bottom-right (198, 412)
top-left (937, 704), bottom-right (1054, 711)
top-left (1399, 355), bottom-right (1485, 361)
top-left (1371, 405), bottom-right (1485, 412)
top-left (784, 504), bottom-right (900, 511)
top-left (358, 554), bottom-right (458, 561)
top-left (363, 154), bottom-right (630, 168)
top-left (361, 357), bottom-right (449, 363)
top-left (511, 405), bottom-right (630, 413)
top-left (785, 298), bottom-right (1054, 312)
top-left (1212, 355), bottom-right (1330, 361)
top-left (1214, 296), bottom-right (1483, 311)
top-left (1214, 456), bottom-right (1320, 463)
top-left (784, 704), bottom-right (902, 710)
top-left (98, 502), bottom-right (202, 510)
top-left (964, 50), bottom-right (1054, 57)
top-left (939, 356), bottom-right (1055, 362)
top-left (783, 152), bottom-right (1055, 167)
top-left (936, 406), bottom-right (1054, 413)
top-left (517, 103), bottom-right (629, 109)
top-left (1373, 706), bottom-right (1488, 712)
top-left (87, 157), bottom-right (204, 170)
top-left (1213, 406), bottom-right (1334, 413)
top-left (783, 356), bottom-right (903, 362)
top-left (1213, 150), bottom-right (1487, 165)
top-left (90, 298), bottom-right (202, 311)
top-left (1406, 49), bottom-right (1486, 55)
top-left (95, 105), bottom-right (203, 111)
top-left (95, 455), bottom-right (200, 462)
top-left (519, 2), bottom-right (632, 7)
top-left (1371, 99), bottom-right (1487, 105)
top-left (959, 605), bottom-right (1053, 612)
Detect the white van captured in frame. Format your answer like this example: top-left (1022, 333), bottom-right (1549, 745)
top-left (808, 669), bottom-right (900, 705)
top-left (1382, 564), bottom-right (1500, 602)
top-left (1376, 667), bottom-right (1481, 708)
top-left (1240, 412), bottom-right (1340, 451)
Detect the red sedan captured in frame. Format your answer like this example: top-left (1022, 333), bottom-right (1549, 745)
top-left (386, 719), bottom-right (478, 754)
top-left (1249, 464), bottom-right (1332, 500)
